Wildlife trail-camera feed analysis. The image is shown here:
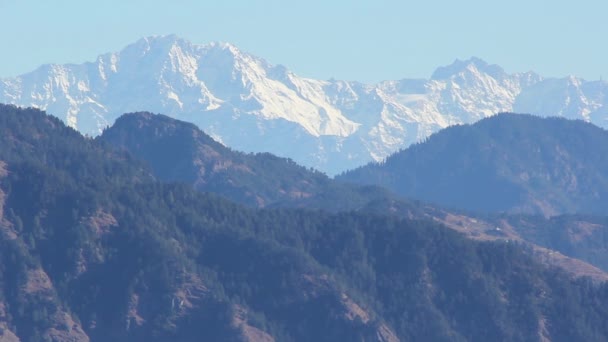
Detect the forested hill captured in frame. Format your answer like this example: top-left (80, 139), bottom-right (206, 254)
top-left (338, 113), bottom-right (608, 216)
top-left (98, 110), bottom-right (608, 282)
top-left (2, 104), bottom-right (608, 341)
top-left (99, 111), bottom-right (412, 213)
top-left (98, 111), bottom-right (331, 208)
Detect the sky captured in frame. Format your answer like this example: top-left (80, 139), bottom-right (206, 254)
top-left (0, 0), bottom-right (606, 83)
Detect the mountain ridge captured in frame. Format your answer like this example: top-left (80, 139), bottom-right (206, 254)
top-left (338, 113), bottom-right (608, 216)
top-left (1, 35), bottom-right (607, 174)
top-left (98, 110), bottom-right (608, 284)
top-left (3, 104), bottom-right (608, 341)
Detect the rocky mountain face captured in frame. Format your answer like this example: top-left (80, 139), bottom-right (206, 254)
top-left (338, 114), bottom-right (608, 216)
top-left (1, 35), bottom-right (606, 175)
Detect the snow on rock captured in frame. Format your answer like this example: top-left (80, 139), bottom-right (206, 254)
top-left (0, 36), bottom-right (606, 175)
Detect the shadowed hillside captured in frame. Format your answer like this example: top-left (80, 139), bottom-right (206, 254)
top-left (339, 113), bottom-right (608, 216)
top-left (2, 105), bottom-right (608, 341)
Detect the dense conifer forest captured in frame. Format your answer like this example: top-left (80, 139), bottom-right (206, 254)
top-left (1, 105), bottom-right (608, 341)
top-left (339, 113), bottom-right (608, 216)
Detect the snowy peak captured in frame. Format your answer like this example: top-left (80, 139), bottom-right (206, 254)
top-left (0, 36), bottom-right (607, 175)
top-left (514, 75), bottom-right (605, 121)
top-left (126, 34), bottom-right (185, 56)
top-left (110, 35), bottom-right (204, 77)
top-left (431, 57), bottom-right (506, 80)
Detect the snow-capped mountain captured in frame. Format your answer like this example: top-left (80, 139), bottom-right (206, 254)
top-left (1, 35), bottom-right (606, 175)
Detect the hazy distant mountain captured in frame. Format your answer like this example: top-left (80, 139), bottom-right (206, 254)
top-left (338, 114), bottom-right (608, 216)
top-left (1, 35), bottom-right (607, 174)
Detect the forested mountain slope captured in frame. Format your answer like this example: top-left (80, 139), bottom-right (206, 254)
top-left (339, 113), bottom-right (608, 216)
top-left (100, 111), bottom-right (329, 208)
top-left (99, 111), bottom-right (608, 282)
top-left (2, 106), bottom-right (608, 341)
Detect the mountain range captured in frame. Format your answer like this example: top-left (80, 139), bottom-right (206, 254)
top-left (98, 111), bottom-right (422, 212)
top-left (1, 35), bottom-right (607, 175)
top-left (4, 105), bottom-right (608, 341)
top-left (96, 110), bottom-right (608, 280)
top-left (97, 111), bottom-right (608, 280)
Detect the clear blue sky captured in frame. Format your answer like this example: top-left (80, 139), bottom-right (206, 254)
top-left (1, 0), bottom-right (606, 83)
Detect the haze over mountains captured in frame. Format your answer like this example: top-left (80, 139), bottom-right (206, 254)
top-left (1, 35), bottom-right (607, 174)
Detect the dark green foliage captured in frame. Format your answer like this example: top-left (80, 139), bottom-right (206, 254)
top-left (338, 113), bottom-right (608, 215)
top-left (1, 104), bottom-right (608, 341)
